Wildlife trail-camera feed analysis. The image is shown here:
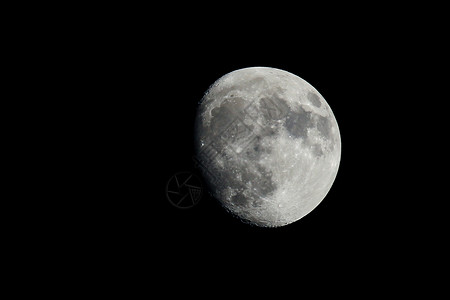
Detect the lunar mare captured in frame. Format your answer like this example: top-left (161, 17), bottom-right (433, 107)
top-left (194, 67), bottom-right (341, 227)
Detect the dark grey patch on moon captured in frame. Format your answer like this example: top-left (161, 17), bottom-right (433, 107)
top-left (231, 193), bottom-right (248, 207)
top-left (220, 119), bottom-right (255, 151)
top-left (210, 105), bottom-right (233, 135)
top-left (259, 95), bottom-right (290, 121)
top-left (312, 143), bottom-right (324, 157)
top-left (254, 166), bottom-right (276, 197)
top-left (243, 137), bottom-right (264, 160)
top-left (307, 92), bottom-right (321, 107)
top-left (209, 97), bottom-right (254, 143)
top-left (284, 107), bottom-right (313, 139)
top-left (261, 127), bottom-right (279, 139)
top-left (316, 115), bottom-right (332, 138)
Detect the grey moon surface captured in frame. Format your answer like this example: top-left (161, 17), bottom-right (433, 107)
top-left (194, 67), bottom-right (341, 227)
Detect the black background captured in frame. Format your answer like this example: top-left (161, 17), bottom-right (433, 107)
top-left (64, 10), bottom-right (429, 290)
top-left (98, 30), bottom-right (401, 263)
top-left (10, 4), bottom-right (445, 295)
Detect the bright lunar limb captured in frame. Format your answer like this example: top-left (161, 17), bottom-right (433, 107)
top-left (194, 67), bottom-right (341, 227)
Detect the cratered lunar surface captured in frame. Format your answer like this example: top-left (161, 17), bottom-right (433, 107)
top-left (194, 67), bottom-right (341, 227)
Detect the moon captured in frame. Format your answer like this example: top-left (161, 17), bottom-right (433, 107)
top-left (194, 67), bottom-right (341, 227)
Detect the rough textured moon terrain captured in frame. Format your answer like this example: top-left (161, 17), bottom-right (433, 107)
top-left (194, 67), bottom-right (341, 227)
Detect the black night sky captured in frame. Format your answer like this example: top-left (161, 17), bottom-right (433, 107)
top-left (107, 31), bottom-right (397, 260)
top-left (18, 3), bottom-right (441, 295)
top-left (75, 16), bottom-right (422, 284)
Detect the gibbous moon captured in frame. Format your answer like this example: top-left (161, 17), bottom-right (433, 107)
top-left (194, 67), bottom-right (341, 227)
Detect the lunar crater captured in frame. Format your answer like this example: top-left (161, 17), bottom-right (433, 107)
top-left (284, 108), bottom-right (313, 139)
top-left (307, 92), bottom-right (322, 107)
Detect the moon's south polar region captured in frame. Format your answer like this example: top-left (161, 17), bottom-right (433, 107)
top-left (194, 67), bottom-right (341, 227)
